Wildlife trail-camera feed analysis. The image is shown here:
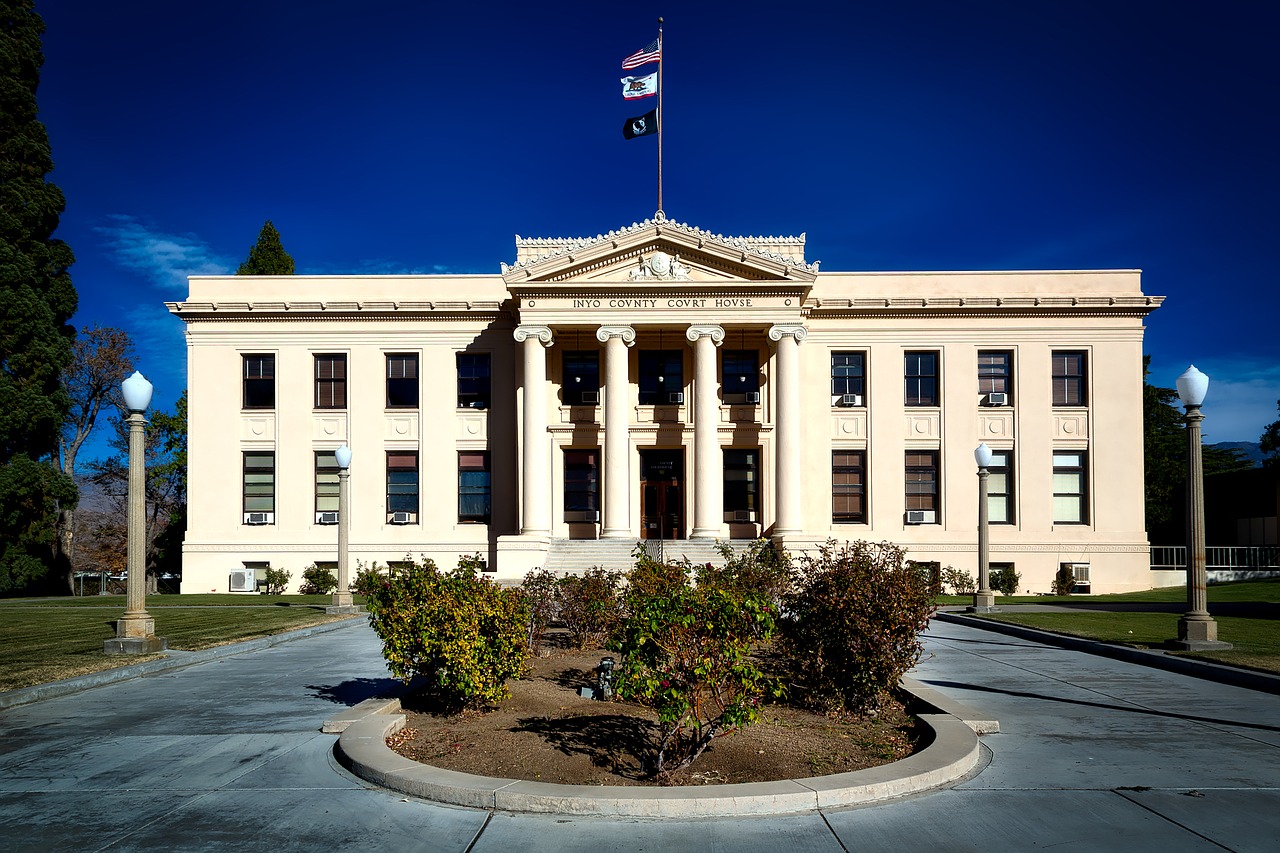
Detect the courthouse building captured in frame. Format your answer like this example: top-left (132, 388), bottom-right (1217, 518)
top-left (168, 215), bottom-right (1162, 594)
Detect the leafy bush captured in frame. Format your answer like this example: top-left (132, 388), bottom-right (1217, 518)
top-left (1052, 564), bottom-right (1076, 596)
top-left (989, 565), bottom-right (1021, 596)
top-left (940, 566), bottom-right (975, 596)
top-left (362, 556), bottom-right (530, 709)
top-left (521, 568), bottom-right (560, 655)
top-left (298, 564), bottom-right (337, 595)
top-left (350, 561), bottom-right (384, 597)
top-left (262, 567), bottom-right (291, 595)
top-left (557, 567), bottom-right (623, 649)
top-left (780, 540), bottom-right (935, 714)
top-left (612, 557), bottom-right (779, 775)
top-left (700, 539), bottom-right (792, 604)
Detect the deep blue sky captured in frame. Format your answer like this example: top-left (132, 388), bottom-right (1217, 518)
top-left (36, 1), bottom-right (1280, 453)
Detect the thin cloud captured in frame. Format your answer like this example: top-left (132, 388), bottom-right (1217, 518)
top-left (1180, 356), bottom-right (1280, 445)
top-left (96, 215), bottom-right (233, 292)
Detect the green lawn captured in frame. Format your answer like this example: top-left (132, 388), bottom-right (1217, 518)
top-left (0, 598), bottom-right (364, 693)
top-left (937, 576), bottom-right (1280, 607)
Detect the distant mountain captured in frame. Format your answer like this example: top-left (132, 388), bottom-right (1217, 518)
top-left (1210, 441), bottom-right (1264, 467)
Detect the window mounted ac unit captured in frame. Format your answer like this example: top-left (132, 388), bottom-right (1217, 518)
top-left (744, 391), bottom-right (761, 404)
top-left (733, 510), bottom-right (756, 523)
top-left (668, 392), bottom-right (685, 404)
top-left (391, 512), bottom-right (413, 524)
top-left (468, 400), bottom-right (487, 409)
top-left (984, 392), bottom-right (1009, 406)
top-left (580, 391), bottom-right (600, 404)
top-left (244, 512), bottom-right (272, 525)
top-left (838, 393), bottom-right (862, 407)
top-left (229, 569), bottom-right (255, 592)
top-left (906, 510), bottom-right (936, 524)
top-left (565, 509), bottom-right (600, 523)
top-left (316, 511), bottom-right (339, 525)
top-left (1062, 562), bottom-right (1091, 593)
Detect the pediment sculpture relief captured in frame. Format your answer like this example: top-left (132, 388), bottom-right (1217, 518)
top-left (629, 251), bottom-right (690, 282)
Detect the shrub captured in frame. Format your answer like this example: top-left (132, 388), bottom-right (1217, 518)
top-left (941, 566), bottom-right (976, 596)
top-left (521, 568), bottom-right (560, 655)
top-left (362, 556), bottom-right (530, 709)
top-left (557, 567), bottom-right (623, 649)
top-left (699, 539), bottom-right (792, 604)
top-left (298, 564), bottom-right (337, 595)
top-left (779, 540), bottom-right (935, 714)
top-left (262, 567), bottom-right (291, 595)
top-left (989, 565), bottom-right (1021, 596)
top-left (612, 558), bottom-right (779, 775)
top-left (1052, 564), bottom-right (1076, 596)
top-left (350, 561), bottom-right (384, 597)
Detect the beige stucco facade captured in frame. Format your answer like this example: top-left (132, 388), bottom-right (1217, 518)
top-left (168, 216), bottom-right (1163, 594)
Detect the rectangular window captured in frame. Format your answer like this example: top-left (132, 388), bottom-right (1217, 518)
top-left (315, 451), bottom-right (339, 519)
top-left (315, 354), bottom-right (347, 409)
top-left (978, 351), bottom-right (1012, 403)
top-left (832, 450), bottom-right (866, 523)
top-left (243, 451), bottom-right (275, 518)
top-left (1052, 351), bottom-right (1087, 406)
top-left (243, 354), bottom-right (275, 409)
top-left (987, 449), bottom-right (1013, 524)
top-left (905, 351), bottom-right (939, 406)
top-left (457, 353), bottom-right (491, 409)
top-left (905, 450), bottom-right (939, 514)
top-left (387, 451), bottom-right (419, 521)
top-left (458, 451), bottom-right (491, 523)
top-left (723, 350), bottom-right (759, 395)
top-left (386, 353), bottom-right (419, 408)
top-left (562, 351), bottom-right (600, 405)
top-left (831, 352), bottom-right (865, 402)
top-left (723, 449), bottom-right (759, 519)
top-left (638, 350), bottom-right (684, 405)
top-left (564, 449), bottom-right (600, 521)
top-left (1053, 451), bottom-right (1088, 523)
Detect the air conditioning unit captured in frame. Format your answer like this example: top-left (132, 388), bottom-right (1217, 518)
top-left (984, 392), bottom-right (1009, 406)
top-left (316, 511), bottom-right (339, 525)
top-left (580, 391), bottom-right (600, 405)
top-left (906, 510), bottom-right (936, 524)
top-left (733, 510), bottom-right (756, 523)
top-left (229, 568), bottom-right (255, 592)
top-left (391, 511), bottom-right (413, 524)
top-left (744, 391), bottom-right (761, 404)
top-left (668, 392), bottom-right (685, 404)
top-left (468, 400), bottom-right (487, 409)
top-left (838, 393), bottom-right (862, 407)
top-left (243, 512), bottom-right (272, 525)
top-left (1062, 562), bottom-right (1091, 593)
top-left (565, 509), bottom-right (600, 523)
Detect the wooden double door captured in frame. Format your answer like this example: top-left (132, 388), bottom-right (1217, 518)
top-left (640, 449), bottom-right (684, 540)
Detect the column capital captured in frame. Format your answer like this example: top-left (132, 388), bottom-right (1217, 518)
top-left (685, 324), bottom-right (725, 345)
top-left (768, 323), bottom-right (808, 344)
top-left (596, 325), bottom-right (636, 346)
top-left (513, 325), bottom-right (554, 345)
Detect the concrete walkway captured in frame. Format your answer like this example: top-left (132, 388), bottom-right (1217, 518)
top-left (2, 619), bottom-right (1278, 851)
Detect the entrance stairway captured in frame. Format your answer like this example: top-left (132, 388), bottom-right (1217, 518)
top-left (543, 538), bottom-right (758, 574)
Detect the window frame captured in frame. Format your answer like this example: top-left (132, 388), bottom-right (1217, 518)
top-left (1052, 450), bottom-right (1089, 524)
top-left (243, 354), bottom-right (275, 410)
top-left (387, 451), bottom-right (419, 522)
top-left (1052, 351), bottom-right (1087, 407)
top-left (722, 349), bottom-right (760, 396)
top-left (723, 448), bottom-right (760, 519)
top-left (832, 449), bottom-right (867, 523)
top-left (978, 350), bottom-right (1013, 403)
top-left (562, 350), bottom-right (601, 406)
top-left (563, 448), bottom-right (601, 521)
top-left (905, 450), bottom-right (940, 515)
top-left (242, 451), bottom-right (275, 518)
top-left (831, 351), bottom-right (866, 402)
top-left (457, 352), bottom-right (492, 409)
top-left (315, 450), bottom-right (340, 519)
top-left (987, 448), bottom-right (1014, 525)
top-left (458, 450), bottom-right (491, 523)
top-left (386, 353), bottom-right (419, 409)
top-left (638, 349), bottom-right (684, 405)
top-left (314, 353), bottom-right (347, 409)
top-left (905, 351), bottom-right (939, 407)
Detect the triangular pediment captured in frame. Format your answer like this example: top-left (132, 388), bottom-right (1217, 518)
top-left (500, 216), bottom-right (819, 287)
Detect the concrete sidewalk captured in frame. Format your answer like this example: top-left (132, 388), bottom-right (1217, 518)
top-left (2, 618), bottom-right (1278, 851)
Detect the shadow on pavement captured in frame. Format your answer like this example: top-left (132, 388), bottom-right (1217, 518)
top-left (306, 677), bottom-right (402, 705)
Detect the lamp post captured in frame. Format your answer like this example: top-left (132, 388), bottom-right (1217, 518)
top-left (104, 371), bottom-right (167, 654)
top-left (969, 442), bottom-right (997, 613)
top-left (328, 444), bottom-right (356, 613)
top-left (1172, 366), bottom-right (1231, 650)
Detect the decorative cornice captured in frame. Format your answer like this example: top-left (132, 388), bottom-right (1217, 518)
top-left (513, 325), bottom-right (554, 345)
top-left (595, 325), bottom-right (636, 346)
top-left (768, 324), bottom-right (809, 343)
top-left (685, 325), bottom-right (726, 345)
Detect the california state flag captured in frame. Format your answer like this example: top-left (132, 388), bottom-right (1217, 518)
top-left (621, 72), bottom-right (658, 100)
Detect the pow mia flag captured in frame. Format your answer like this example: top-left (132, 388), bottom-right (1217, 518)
top-left (622, 108), bottom-right (658, 140)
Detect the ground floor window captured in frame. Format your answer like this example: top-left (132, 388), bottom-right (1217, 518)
top-left (387, 452), bottom-right (419, 523)
top-left (564, 449), bottom-right (600, 522)
top-left (832, 450), bottom-right (866, 523)
top-left (458, 451), bottom-right (491, 523)
top-left (905, 450), bottom-right (939, 521)
top-left (988, 449), bottom-right (1013, 524)
top-left (1053, 451), bottom-right (1088, 523)
top-left (243, 451), bottom-right (275, 522)
top-left (723, 448), bottom-right (759, 521)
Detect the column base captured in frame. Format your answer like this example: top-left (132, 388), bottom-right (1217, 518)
top-left (689, 528), bottom-right (721, 540)
top-left (104, 636), bottom-right (168, 655)
top-left (330, 592), bottom-right (354, 608)
top-left (968, 592), bottom-right (998, 613)
top-left (1172, 615), bottom-right (1232, 650)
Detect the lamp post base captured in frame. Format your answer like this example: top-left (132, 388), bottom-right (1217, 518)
top-left (1172, 615), bottom-right (1232, 651)
top-left (326, 591), bottom-right (358, 615)
top-left (968, 592), bottom-right (998, 613)
top-left (104, 635), bottom-right (168, 655)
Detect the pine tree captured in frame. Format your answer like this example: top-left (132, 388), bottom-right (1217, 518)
top-left (1261, 400), bottom-right (1280, 468)
top-left (236, 220), bottom-right (295, 275)
top-left (0, 1), bottom-right (79, 593)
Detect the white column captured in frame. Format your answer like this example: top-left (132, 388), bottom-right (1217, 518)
top-left (687, 324), bottom-right (725, 538)
top-left (597, 325), bottom-right (636, 538)
top-left (514, 325), bottom-right (554, 535)
top-left (768, 324), bottom-right (808, 535)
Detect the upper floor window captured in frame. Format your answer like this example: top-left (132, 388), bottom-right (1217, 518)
top-left (1053, 451), bottom-right (1088, 523)
top-left (832, 450), bottom-right (866, 523)
top-left (987, 449), bottom-right (1014, 524)
top-left (458, 451), bottom-right (491, 523)
top-left (457, 353), bottom-right (491, 409)
top-left (314, 354), bottom-right (347, 409)
top-left (638, 350), bottom-right (684, 405)
top-left (562, 351), bottom-right (600, 405)
top-left (1052, 351), bottom-right (1087, 406)
top-left (722, 350), bottom-right (759, 397)
top-left (243, 354), bottom-right (274, 409)
top-left (386, 354), bottom-right (418, 408)
top-left (905, 351), bottom-right (939, 406)
top-left (723, 449), bottom-right (759, 520)
top-left (978, 351), bottom-right (1012, 405)
top-left (831, 352), bottom-right (865, 404)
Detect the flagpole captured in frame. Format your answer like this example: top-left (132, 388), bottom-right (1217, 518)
top-left (657, 17), bottom-right (663, 217)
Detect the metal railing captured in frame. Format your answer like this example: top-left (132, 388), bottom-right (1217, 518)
top-left (640, 539), bottom-right (665, 564)
top-left (1151, 545), bottom-right (1280, 571)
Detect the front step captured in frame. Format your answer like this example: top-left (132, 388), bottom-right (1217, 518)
top-left (543, 539), bottom-right (757, 574)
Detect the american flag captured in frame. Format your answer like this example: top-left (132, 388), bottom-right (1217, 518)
top-left (621, 39), bottom-right (660, 70)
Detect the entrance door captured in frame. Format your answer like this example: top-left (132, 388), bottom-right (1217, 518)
top-left (640, 449), bottom-right (684, 540)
